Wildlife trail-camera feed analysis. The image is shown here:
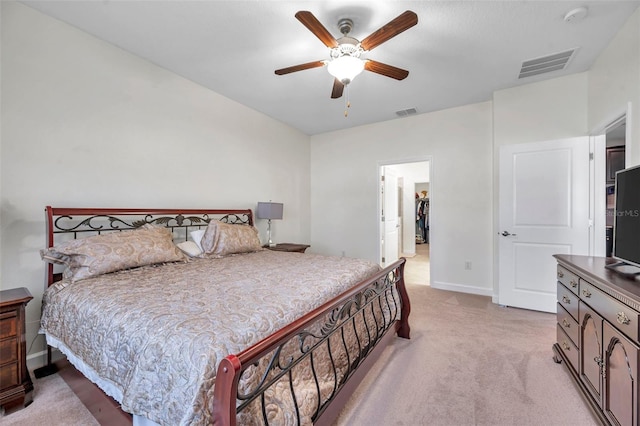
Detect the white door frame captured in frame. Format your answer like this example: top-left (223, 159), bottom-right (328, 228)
top-left (377, 157), bottom-right (433, 269)
top-left (589, 104), bottom-right (632, 257)
top-left (381, 167), bottom-right (399, 267)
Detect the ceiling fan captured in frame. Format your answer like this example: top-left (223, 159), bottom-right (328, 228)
top-left (275, 10), bottom-right (418, 99)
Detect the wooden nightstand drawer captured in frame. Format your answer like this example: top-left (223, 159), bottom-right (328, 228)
top-left (0, 316), bottom-right (17, 339)
top-left (0, 338), bottom-right (18, 363)
top-left (0, 362), bottom-right (18, 388)
top-left (264, 243), bottom-right (310, 253)
top-left (0, 287), bottom-right (33, 412)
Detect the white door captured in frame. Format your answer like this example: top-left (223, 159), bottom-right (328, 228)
top-left (498, 137), bottom-right (590, 313)
top-left (382, 167), bottom-right (399, 267)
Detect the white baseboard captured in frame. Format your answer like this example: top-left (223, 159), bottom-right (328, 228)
top-left (27, 349), bottom-right (47, 361)
top-left (430, 281), bottom-right (493, 297)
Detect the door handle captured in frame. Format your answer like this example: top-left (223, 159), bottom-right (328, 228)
top-left (500, 231), bottom-right (517, 237)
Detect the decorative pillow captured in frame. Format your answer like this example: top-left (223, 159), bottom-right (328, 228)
top-left (190, 229), bottom-right (205, 252)
top-left (176, 240), bottom-right (204, 258)
top-left (40, 224), bottom-right (187, 282)
top-left (200, 221), bottom-right (262, 257)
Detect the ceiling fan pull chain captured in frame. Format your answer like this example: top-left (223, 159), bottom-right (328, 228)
top-left (344, 86), bottom-right (351, 117)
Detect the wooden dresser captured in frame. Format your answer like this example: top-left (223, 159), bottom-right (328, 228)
top-left (554, 254), bottom-right (640, 426)
top-left (0, 287), bottom-right (33, 413)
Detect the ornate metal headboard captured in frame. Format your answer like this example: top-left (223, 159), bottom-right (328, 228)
top-left (44, 206), bottom-right (253, 286)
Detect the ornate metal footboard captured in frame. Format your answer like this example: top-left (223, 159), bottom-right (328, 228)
top-left (213, 258), bottom-right (410, 425)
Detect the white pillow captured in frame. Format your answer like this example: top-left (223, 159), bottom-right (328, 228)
top-left (190, 229), bottom-right (205, 252)
top-left (176, 240), bottom-right (204, 258)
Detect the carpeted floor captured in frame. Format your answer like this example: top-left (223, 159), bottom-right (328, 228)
top-left (0, 370), bottom-right (98, 425)
top-left (335, 284), bottom-right (598, 426)
top-left (1, 251), bottom-right (598, 425)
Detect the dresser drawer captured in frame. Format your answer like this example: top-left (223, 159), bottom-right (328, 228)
top-left (558, 281), bottom-right (579, 322)
top-left (0, 316), bottom-right (17, 340)
top-left (557, 303), bottom-right (579, 348)
top-left (580, 279), bottom-right (640, 344)
top-left (557, 324), bottom-right (579, 372)
top-left (557, 266), bottom-right (579, 296)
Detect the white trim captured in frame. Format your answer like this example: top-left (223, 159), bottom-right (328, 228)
top-left (589, 134), bottom-right (607, 257)
top-left (588, 103), bottom-right (631, 257)
top-left (626, 102), bottom-right (634, 166)
top-left (431, 281), bottom-right (493, 297)
top-left (590, 105), bottom-right (627, 136)
top-left (26, 349), bottom-right (48, 361)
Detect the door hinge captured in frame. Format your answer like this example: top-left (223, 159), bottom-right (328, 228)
top-left (381, 175), bottom-right (385, 181)
top-left (589, 152), bottom-right (594, 161)
top-left (381, 256), bottom-right (385, 263)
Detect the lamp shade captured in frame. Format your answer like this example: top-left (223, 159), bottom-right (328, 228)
top-left (256, 202), bottom-right (283, 220)
top-left (327, 56), bottom-right (364, 85)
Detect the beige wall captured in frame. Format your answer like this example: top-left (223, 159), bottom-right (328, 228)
top-left (588, 8), bottom-right (640, 166)
top-left (1, 2), bottom-right (311, 361)
top-left (493, 73), bottom-right (589, 146)
top-left (311, 101), bottom-right (495, 296)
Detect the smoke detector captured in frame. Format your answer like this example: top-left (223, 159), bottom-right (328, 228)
top-left (564, 7), bottom-right (588, 23)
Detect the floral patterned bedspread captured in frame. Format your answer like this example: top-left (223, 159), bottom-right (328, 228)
top-left (40, 250), bottom-right (380, 425)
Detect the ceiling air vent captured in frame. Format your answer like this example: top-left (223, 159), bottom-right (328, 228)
top-left (518, 48), bottom-right (577, 79)
top-left (396, 108), bottom-right (417, 117)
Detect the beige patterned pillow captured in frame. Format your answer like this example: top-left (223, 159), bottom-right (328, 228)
top-left (200, 221), bottom-right (262, 257)
top-left (40, 224), bottom-right (187, 282)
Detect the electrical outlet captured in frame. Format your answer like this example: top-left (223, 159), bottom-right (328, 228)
top-left (465, 261), bottom-right (472, 270)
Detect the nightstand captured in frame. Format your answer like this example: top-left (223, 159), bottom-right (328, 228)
top-left (264, 243), bottom-right (310, 253)
top-left (0, 287), bottom-right (33, 413)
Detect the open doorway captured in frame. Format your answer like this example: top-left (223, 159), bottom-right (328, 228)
top-left (590, 108), bottom-right (629, 258)
top-left (604, 119), bottom-right (626, 257)
top-left (380, 160), bottom-right (431, 286)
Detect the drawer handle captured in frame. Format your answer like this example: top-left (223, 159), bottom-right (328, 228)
top-left (570, 280), bottom-right (578, 288)
top-left (582, 289), bottom-right (592, 298)
top-left (562, 295), bottom-right (571, 304)
top-left (562, 341), bottom-right (570, 351)
top-left (558, 271), bottom-right (565, 278)
top-left (562, 319), bottom-right (571, 328)
top-left (617, 312), bottom-right (631, 326)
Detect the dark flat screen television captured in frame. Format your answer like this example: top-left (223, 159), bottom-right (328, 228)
top-left (612, 164), bottom-right (640, 273)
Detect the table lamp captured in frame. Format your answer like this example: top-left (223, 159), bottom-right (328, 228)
top-left (256, 202), bottom-right (283, 247)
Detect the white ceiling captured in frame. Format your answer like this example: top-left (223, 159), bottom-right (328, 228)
top-left (21, 1), bottom-right (640, 136)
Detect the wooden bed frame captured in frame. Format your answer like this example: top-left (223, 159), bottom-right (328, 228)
top-left (40, 206), bottom-right (411, 425)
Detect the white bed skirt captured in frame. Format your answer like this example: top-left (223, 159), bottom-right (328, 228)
top-left (44, 333), bottom-right (161, 426)
top-left (133, 415), bottom-right (161, 426)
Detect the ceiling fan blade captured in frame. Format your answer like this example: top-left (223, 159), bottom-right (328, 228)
top-left (360, 10), bottom-right (418, 51)
top-left (295, 11), bottom-right (339, 48)
top-left (331, 79), bottom-right (344, 99)
top-left (275, 60), bottom-right (326, 75)
top-left (364, 60), bottom-right (409, 80)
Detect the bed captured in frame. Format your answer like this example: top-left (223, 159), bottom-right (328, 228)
top-left (38, 206), bottom-right (410, 425)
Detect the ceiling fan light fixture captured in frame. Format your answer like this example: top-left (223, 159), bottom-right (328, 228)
top-left (327, 55), bottom-right (364, 85)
